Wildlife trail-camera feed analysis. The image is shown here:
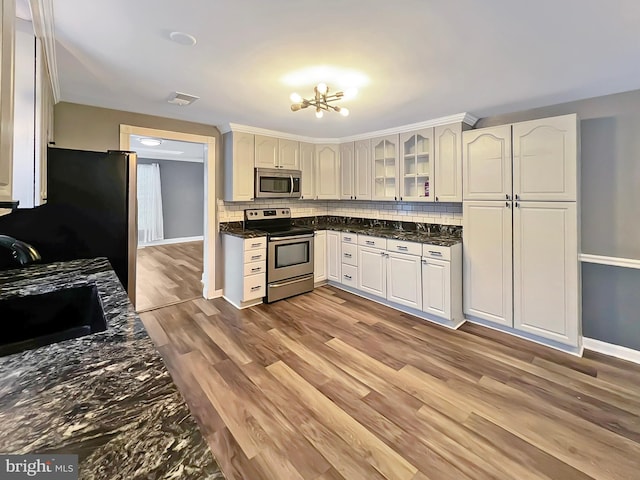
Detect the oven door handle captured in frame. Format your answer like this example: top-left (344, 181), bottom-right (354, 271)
top-left (270, 233), bottom-right (315, 242)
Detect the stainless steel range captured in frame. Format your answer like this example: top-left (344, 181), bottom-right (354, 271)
top-left (244, 208), bottom-right (314, 303)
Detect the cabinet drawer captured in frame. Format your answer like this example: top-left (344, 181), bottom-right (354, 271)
top-left (244, 237), bottom-right (267, 251)
top-left (422, 244), bottom-right (451, 261)
top-left (244, 249), bottom-right (267, 263)
top-left (243, 261), bottom-right (266, 276)
top-left (341, 232), bottom-right (357, 244)
top-left (341, 243), bottom-right (358, 266)
top-left (387, 239), bottom-right (421, 256)
top-left (243, 273), bottom-right (265, 301)
top-left (341, 264), bottom-right (358, 287)
top-left (358, 235), bottom-right (387, 250)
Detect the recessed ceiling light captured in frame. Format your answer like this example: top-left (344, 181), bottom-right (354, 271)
top-left (169, 31), bottom-right (197, 46)
top-left (139, 138), bottom-right (163, 147)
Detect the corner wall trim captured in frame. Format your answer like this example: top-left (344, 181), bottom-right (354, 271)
top-left (29, 0), bottom-right (60, 103)
top-left (138, 236), bottom-right (203, 247)
top-left (579, 254), bottom-right (640, 270)
top-left (583, 337), bottom-right (640, 365)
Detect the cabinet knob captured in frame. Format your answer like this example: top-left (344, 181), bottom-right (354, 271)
top-left (515, 202), bottom-right (520, 208)
top-left (394, 196), bottom-right (397, 201)
top-left (435, 196), bottom-right (439, 202)
top-left (354, 196), bottom-right (357, 200)
top-left (506, 201), bottom-right (510, 208)
top-left (506, 194), bottom-right (510, 200)
top-left (515, 194), bottom-right (520, 200)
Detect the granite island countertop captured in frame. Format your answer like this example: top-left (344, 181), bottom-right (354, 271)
top-left (220, 215), bottom-right (462, 247)
top-left (0, 258), bottom-right (224, 480)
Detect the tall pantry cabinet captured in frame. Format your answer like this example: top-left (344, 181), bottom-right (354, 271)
top-left (462, 114), bottom-right (580, 348)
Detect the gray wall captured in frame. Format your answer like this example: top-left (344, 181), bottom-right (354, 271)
top-left (138, 159), bottom-right (204, 239)
top-left (477, 89), bottom-right (640, 350)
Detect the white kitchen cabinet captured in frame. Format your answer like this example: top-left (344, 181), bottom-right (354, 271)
top-left (399, 128), bottom-right (434, 202)
top-left (357, 245), bottom-right (386, 298)
top-left (462, 125), bottom-right (512, 201)
top-left (371, 135), bottom-right (399, 201)
top-left (340, 142), bottom-right (354, 199)
top-left (512, 114), bottom-right (578, 202)
top-left (315, 144), bottom-right (340, 200)
top-left (463, 201), bottom-right (513, 327)
top-left (278, 138), bottom-right (300, 170)
top-left (254, 135), bottom-right (278, 168)
top-left (223, 234), bottom-right (267, 309)
top-left (387, 251), bottom-right (422, 310)
top-left (300, 141), bottom-right (315, 200)
top-left (354, 140), bottom-right (372, 200)
top-left (513, 201), bottom-right (579, 345)
top-left (224, 131), bottom-right (255, 201)
top-left (0, 0), bottom-right (14, 207)
top-left (434, 123), bottom-right (466, 203)
top-left (326, 230), bottom-right (341, 282)
top-left (422, 258), bottom-right (450, 319)
top-left (314, 230), bottom-right (327, 283)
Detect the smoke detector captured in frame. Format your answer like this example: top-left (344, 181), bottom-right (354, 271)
top-left (167, 92), bottom-right (200, 106)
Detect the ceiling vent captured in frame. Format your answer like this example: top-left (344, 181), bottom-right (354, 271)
top-left (167, 92), bottom-right (199, 106)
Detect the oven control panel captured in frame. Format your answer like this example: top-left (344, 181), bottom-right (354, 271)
top-left (245, 208), bottom-right (291, 220)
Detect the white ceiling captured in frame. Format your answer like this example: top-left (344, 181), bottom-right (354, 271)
top-left (51, 0), bottom-right (640, 137)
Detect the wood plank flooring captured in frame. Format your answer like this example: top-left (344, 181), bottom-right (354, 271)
top-left (136, 241), bottom-right (203, 312)
top-left (140, 287), bottom-right (640, 480)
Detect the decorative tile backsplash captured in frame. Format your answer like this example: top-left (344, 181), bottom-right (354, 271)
top-left (217, 198), bottom-right (463, 226)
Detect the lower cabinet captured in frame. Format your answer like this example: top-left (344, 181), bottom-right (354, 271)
top-left (223, 235), bottom-right (267, 309)
top-left (357, 246), bottom-right (387, 297)
top-left (387, 251), bottom-right (422, 310)
top-left (314, 230), bottom-right (327, 283)
top-left (422, 258), bottom-right (450, 319)
top-left (326, 230), bottom-right (341, 283)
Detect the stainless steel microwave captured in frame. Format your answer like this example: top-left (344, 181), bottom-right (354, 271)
top-left (255, 168), bottom-right (302, 198)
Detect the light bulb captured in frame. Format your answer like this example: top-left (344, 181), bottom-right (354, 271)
top-left (344, 87), bottom-right (358, 100)
top-left (316, 83), bottom-right (328, 95)
top-left (315, 109), bottom-right (324, 119)
top-left (340, 107), bottom-right (350, 117)
top-left (290, 92), bottom-right (302, 103)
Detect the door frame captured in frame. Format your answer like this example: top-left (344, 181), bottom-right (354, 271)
top-left (119, 124), bottom-right (217, 304)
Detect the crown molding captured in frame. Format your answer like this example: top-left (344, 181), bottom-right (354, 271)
top-left (29, 0), bottom-right (60, 103)
top-left (220, 112), bottom-right (479, 144)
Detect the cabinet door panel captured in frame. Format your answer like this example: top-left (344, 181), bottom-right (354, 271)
top-left (233, 132), bottom-right (255, 201)
top-left (316, 145), bottom-right (340, 199)
top-left (357, 246), bottom-right (386, 298)
top-left (327, 231), bottom-right (341, 282)
top-left (372, 135), bottom-right (399, 201)
top-left (255, 135), bottom-right (278, 168)
top-left (434, 123), bottom-right (462, 202)
top-left (399, 128), bottom-right (433, 202)
top-left (340, 142), bottom-right (354, 199)
top-left (314, 231), bottom-right (327, 282)
top-left (300, 142), bottom-right (315, 199)
top-left (422, 258), bottom-right (450, 319)
top-left (513, 114), bottom-right (577, 201)
top-left (387, 252), bottom-right (422, 310)
top-left (463, 126), bottom-right (512, 200)
top-left (354, 140), bottom-right (371, 200)
top-left (463, 201), bottom-right (513, 326)
top-left (278, 139), bottom-right (300, 169)
top-left (513, 202), bottom-right (578, 346)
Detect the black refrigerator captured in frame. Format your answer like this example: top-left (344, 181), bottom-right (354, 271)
top-left (0, 148), bottom-right (137, 297)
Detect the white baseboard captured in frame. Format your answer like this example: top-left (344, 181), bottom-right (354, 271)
top-left (139, 236), bottom-right (203, 247)
top-left (583, 338), bottom-right (640, 365)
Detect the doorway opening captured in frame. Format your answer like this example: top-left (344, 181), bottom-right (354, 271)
top-left (119, 125), bottom-right (216, 312)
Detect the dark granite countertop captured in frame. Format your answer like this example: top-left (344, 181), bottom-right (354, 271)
top-left (0, 258), bottom-right (223, 479)
top-left (220, 216), bottom-right (462, 246)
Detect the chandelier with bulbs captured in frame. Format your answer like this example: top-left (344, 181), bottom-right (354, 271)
top-left (290, 83), bottom-right (351, 118)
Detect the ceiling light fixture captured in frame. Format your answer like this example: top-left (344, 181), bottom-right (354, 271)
top-left (169, 31), bottom-right (197, 46)
top-left (139, 138), bottom-right (163, 147)
top-left (290, 83), bottom-right (351, 118)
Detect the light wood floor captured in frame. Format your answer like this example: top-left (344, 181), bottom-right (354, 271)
top-left (140, 287), bottom-right (640, 480)
top-left (135, 241), bottom-right (203, 312)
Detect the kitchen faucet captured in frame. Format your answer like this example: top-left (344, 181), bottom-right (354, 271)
top-left (0, 235), bottom-right (42, 266)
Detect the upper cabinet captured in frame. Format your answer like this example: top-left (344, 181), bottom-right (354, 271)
top-left (278, 138), bottom-right (300, 170)
top-left (0, 0), bottom-right (15, 206)
top-left (354, 140), bottom-right (372, 200)
top-left (340, 142), bottom-right (354, 200)
top-left (462, 125), bottom-right (512, 201)
top-left (372, 135), bottom-right (399, 201)
top-left (254, 135), bottom-right (279, 168)
top-left (315, 144), bottom-right (340, 200)
top-left (512, 114), bottom-right (577, 201)
top-left (224, 131), bottom-right (255, 202)
top-left (399, 128), bottom-right (434, 202)
top-left (299, 142), bottom-right (315, 200)
top-left (434, 123), bottom-right (466, 203)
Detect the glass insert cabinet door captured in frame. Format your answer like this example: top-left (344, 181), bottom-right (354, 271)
top-left (372, 135), bottom-right (399, 201)
top-left (400, 128), bottom-right (435, 202)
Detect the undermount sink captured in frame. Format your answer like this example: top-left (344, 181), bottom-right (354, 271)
top-left (0, 285), bottom-right (107, 357)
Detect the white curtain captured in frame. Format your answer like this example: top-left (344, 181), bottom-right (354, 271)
top-left (137, 163), bottom-right (164, 244)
